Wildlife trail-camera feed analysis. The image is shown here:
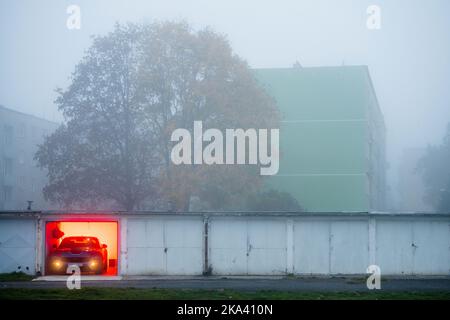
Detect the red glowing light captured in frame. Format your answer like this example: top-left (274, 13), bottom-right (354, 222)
top-left (45, 221), bottom-right (118, 276)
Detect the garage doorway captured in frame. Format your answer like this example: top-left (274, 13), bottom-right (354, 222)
top-left (45, 221), bottom-right (118, 276)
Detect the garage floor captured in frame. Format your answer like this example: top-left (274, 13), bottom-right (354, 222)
top-left (104, 265), bottom-right (117, 276)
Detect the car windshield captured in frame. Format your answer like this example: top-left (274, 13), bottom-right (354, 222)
top-left (59, 237), bottom-right (100, 249)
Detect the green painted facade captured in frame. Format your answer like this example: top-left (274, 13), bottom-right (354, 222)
top-left (255, 66), bottom-right (386, 212)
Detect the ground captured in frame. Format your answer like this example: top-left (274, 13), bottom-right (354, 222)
top-left (0, 273), bottom-right (449, 299)
top-left (2, 287), bottom-right (450, 300)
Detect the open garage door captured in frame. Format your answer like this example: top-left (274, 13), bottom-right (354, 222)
top-left (45, 221), bottom-right (118, 276)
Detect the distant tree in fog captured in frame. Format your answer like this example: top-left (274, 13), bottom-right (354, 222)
top-left (417, 123), bottom-right (450, 212)
top-left (36, 24), bottom-right (158, 211)
top-left (246, 189), bottom-right (303, 211)
top-left (36, 22), bottom-right (279, 211)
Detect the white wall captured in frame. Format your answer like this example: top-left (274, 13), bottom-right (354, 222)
top-left (0, 218), bottom-right (36, 274)
top-left (123, 214), bottom-right (449, 276)
top-left (208, 217), bottom-right (287, 275)
top-left (376, 218), bottom-right (450, 275)
top-left (0, 213), bottom-right (449, 276)
top-left (126, 216), bottom-right (204, 275)
top-left (292, 218), bottom-right (370, 275)
top-left (205, 215), bottom-right (450, 276)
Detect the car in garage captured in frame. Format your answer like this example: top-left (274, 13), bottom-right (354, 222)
top-left (48, 236), bottom-right (108, 274)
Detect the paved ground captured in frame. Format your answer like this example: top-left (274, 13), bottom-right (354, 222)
top-left (1, 276), bottom-right (450, 292)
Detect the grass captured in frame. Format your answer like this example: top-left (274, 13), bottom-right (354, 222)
top-left (0, 272), bottom-right (34, 282)
top-left (0, 288), bottom-right (449, 300)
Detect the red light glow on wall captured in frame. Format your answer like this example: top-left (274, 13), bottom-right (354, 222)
top-left (45, 221), bottom-right (118, 276)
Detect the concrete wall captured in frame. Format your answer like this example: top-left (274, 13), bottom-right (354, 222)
top-left (0, 217), bottom-right (36, 274)
top-left (0, 212), bottom-right (449, 276)
top-left (204, 215), bottom-right (450, 275)
top-left (126, 216), bottom-right (204, 275)
top-left (122, 213), bottom-right (449, 276)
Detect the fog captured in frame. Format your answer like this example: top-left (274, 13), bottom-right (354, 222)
top-left (1, 0), bottom-right (449, 210)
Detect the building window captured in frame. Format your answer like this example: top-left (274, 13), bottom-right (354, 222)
top-left (4, 125), bottom-right (13, 146)
top-left (31, 126), bottom-right (37, 141)
top-left (3, 158), bottom-right (13, 177)
top-left (3, 186), bottom-right (12, 202)
top-left (18, 123), bottom-right (26, 138)
top-left (18, 175), bottom-right (26, 187)
top-left (18, 152), bottom-right (25, 165)
top-left (31, 178), bottom-right (36, 193)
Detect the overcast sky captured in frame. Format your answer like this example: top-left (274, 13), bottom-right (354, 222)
top-left (1, 0), bottom-right (449, 201)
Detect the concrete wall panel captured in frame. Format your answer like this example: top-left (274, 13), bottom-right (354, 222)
top-left (209, 218), bottom-right (248, 274)
top-left (247, 219), bottom-right (286, 275)
top-left (127, 216), bottom-right (203, 275)
top-left (376, 220), bottom-right (414, 275)
top-left (1, 213), bottom-right (449, 276)
top-left (0, 218), bottom-right (36, 274)
top-left (330, 220), bottom-right (369, 274)
top-left (412, 220), bottom-right (450, 274)
top-left (294, 219), bottom-right (330, 274)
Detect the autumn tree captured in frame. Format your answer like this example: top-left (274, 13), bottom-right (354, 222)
top-left (36, 24), bottom-right (159, 210)
top-left (36, 22), bottom-right (279, 211)
top-left (136, 22), bottom-right (279, 211)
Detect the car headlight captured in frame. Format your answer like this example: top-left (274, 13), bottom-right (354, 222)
top-left (89, 257), bottom-right (101, 268)
top-left (52, 258), bottom-right (63, 268)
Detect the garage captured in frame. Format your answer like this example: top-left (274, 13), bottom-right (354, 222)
top-left (126, 216), bottom-right (204, 275)
top-left (0, 218), bottom-right (36, 274)
top-left (208, 217), bottom-right (287, 275)
top-left (44, 221), bottom-right (118, 276)
top-left (1, 211), bottom-right (450, 277)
